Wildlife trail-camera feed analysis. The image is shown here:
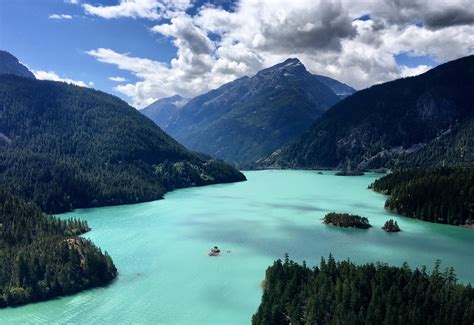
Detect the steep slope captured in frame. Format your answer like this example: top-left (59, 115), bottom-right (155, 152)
top-left (0, 50), bottom-right (36, 79)
top-left (144, 58), bottom-right (351, 164)
top-left (313, 74), bottom-right (355, 99)
top-left (140, 94), bottom-right (189, 129)
top-left (0, 74), bottom-right (245, 214)
top-left (389, 118), bottom-right (474, 168)
top-left (257, 55), bottom-right (474, 170)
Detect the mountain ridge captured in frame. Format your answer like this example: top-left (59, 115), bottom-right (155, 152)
top-left (0, 50), bottom-right (36, 79)
top-left (142, 58), bottom-right (355, 164)
top-left (255, 55), bottom-right (474, 170)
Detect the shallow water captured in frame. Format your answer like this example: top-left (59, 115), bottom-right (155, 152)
top-left (2, 170), bottom-right (473, 324)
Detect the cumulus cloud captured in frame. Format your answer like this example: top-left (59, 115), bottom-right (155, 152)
top-left (65, 0), bottom-right (80, 4)
top-left (83, 0), bottom-right (192, 20)
top-left (33, 70), bottom-right (90, 87)
top-left (347, 0), bottom-right (474, 30)
top-left (84, 0), bottom-right (474, 107)
top-left (109, 76), bottom-right (128, 82)
top-left (87, 47), bottom-right (218, 107)
top-left (49, 14), bottom-right (73, 19)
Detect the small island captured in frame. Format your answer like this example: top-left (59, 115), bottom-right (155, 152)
top-left (323, 212), bottom-right (371, 229)
top-left (382, 219), bottom-right (401, 232)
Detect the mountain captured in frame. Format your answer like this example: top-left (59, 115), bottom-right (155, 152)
top-left (141, 94), bottom-right (189, 129)
top-left (313, 74), bottom-right (355, 99)
top-left (0, 74), bottom-right (245, 214)
top-left (0, 50), bottom-right (36, 79)
top-left (257, 55), bottom-right (474, 170)
top-left (142, 58), bottom-right (355, 164)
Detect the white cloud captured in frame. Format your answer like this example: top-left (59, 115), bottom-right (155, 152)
top-left (109, 76), bottom-right (128, 82)
top-left (85, 0), bottom-right (474, 107)
top-left (87, 47), bottom-right (215, 107)
top-left (399, 65), bottom-right (431, 78)
top-left (33, 70), bottom-right (90, 88)
top-left (49, 14), bottom-right (73, 19)
top-left (65, 0), bottom-right (80, 4)
top-left (83, 0), bottom-right (192, 20)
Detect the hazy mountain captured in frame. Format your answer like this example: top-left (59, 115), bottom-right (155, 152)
top-left (313, 74), bottom-right (356, 99)
top-left (0, 75), bottom-right (245, 214)
top-left (256, 55), bottom-right (474, 170)
top-left (0, 50), bottom-right (36, 79)
top-left (143, 58), bottom-right (354, 164)
top-left (141, 94), bottom-right (189, 129)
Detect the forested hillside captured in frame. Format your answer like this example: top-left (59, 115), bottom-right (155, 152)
top-left (0, 57), bottom-right (244, 307)
top-left (0, 75), bottom-right (245, 214)
top-left (0, 191), bottom-right (117, 307)
top-left (253, 256), bottom-right (474, 325)
top-left (389, 118), bottom-right (474, 168)
top-left (257, 55), bottom-right (474, 170)
top-left (370, 168), bottom-right (474, 226)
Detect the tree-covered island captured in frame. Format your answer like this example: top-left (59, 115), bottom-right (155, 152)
top-left (323, 212), bottom-right (371, 229)
top-left (382, 219), bottom-right (401, 232)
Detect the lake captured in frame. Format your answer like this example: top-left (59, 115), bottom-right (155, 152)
top-left (2, 170), bottom-right (473, 324)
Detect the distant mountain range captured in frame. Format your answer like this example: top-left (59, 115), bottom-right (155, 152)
top-left (141, 58), bottom-right (355, 164)
top-left (256, 55), bottom-right (474, 170)
top-left (0, 50), bottom-right (36, 79)
top-left (0, 51), bottom-right (245, 214)
top-left (140, 94), bottom-right (190, 130)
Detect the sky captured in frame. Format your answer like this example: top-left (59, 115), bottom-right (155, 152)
top-left (1, 0), bottom-right (473, 108)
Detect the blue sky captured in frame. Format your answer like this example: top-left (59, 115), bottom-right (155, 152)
top-left (1, 0), bottom-right (473, 108)
top-left (1, 0), bottom-right (181, 96)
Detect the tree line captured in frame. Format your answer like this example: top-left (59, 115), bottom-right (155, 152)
top-left (253, 255), bottom-right (474, 324)
top-left (0, 191), bottom-right (117, 307)
top-left (370, 167), bottom-right (474, 226)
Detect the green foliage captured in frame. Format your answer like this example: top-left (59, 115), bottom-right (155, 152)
top-left (0, 191), bottom-right (117, 307)
top-left (371, 167), bottom-right (474, 225)
top-left (0, 75), bottom-right (245, 213)
top-left (382, 219), bottom-right (401, 232)
top-left (252, 256), bottom-right (474, 325)
top-left (258, 55), bottom-right (474, 170)
top-left (323, 212), bottom-right (371, 229)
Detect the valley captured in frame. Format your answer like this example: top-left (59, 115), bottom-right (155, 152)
top-left (1, 4), bottom-right (473, 319)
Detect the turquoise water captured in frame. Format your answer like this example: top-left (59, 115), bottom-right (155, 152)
top-left (1, 170), bottom-right (473, 324)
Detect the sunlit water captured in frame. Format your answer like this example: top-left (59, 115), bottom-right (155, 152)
top-left (2, 170), bottom-right (473, 324)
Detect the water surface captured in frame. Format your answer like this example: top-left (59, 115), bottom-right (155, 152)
top-left (2, 170), bottom-right (473, 324)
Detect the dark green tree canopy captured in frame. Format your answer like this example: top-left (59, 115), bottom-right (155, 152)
top-left (253, 256), bottom-right (474, 325)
